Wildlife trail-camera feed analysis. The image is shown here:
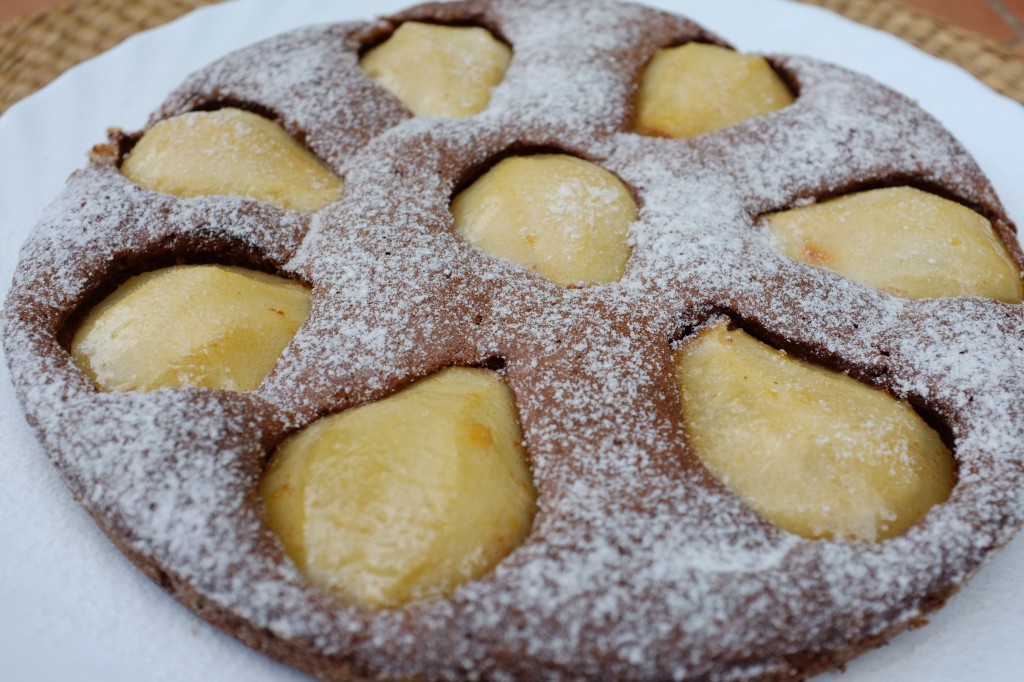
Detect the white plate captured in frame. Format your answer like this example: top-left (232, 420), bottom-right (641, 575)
top-left (1, 0), bottom-right (1022, 680)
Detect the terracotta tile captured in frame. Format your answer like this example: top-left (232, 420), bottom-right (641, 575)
top-left (998, 0), bottom-right (1024, 27)
top-left (0, 0), bottom-right (68, 24)
top-left (896, 0), bottom-right (1018, 42)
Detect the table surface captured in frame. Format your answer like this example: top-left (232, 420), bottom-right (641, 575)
top-left (2, 0), bottom-right (1023, 51)
top-left (3, 0), bottom-right (1024, 115)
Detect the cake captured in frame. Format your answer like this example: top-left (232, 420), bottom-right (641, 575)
top-left (4, 0), bottom-right (1024, 680)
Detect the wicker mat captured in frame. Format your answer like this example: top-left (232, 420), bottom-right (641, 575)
top-left (2, 0), bottom-right (1023, 114)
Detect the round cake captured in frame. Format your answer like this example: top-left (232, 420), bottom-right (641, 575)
top-left (4, 0), bottom-right (1024, 680)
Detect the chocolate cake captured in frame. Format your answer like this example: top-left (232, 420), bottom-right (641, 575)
top-left (4, 0), bottom-right (1024, 680)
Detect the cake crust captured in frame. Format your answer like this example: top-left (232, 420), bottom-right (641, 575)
top-left (4, 1), bottom-right (1024, 680)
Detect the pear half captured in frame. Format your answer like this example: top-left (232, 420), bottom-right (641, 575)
top-left (451, 154), bottom-right (637, 286)
top-left (121, 108), bottom-right (342, 211)
top-left (361, 22), bottom-right (511, 117)
top-left (260, 366), bottom-right (537, 609)
top-left (71, 264), bottom-right (311, 392)
top-left (764, 186), bottom-right (1023, 302)
top-left (674, 320), bottom-right (954, 542)
top-left (635, 42), bottom-right (794, 139)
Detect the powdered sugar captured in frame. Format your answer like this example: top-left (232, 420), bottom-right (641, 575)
top-left (3, 0), bottom-right (1024, 680)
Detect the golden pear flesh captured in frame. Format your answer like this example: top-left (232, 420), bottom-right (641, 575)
top-left (635, 42), bottom-right (794, 139)
top-left (450, 154), bottom-right (637, 286)
top-left (121, 108), bottom-right (342, 211)
top-left (764, 186), bottom-right (1023, 302)
top-left (674, 320), bottom-right (954, 542)
top-left (360, 22), bottom-right (511, 117)
top-left (71, 264), bottom-right (312, 392)
top-left (260, 367), bottom-right (537, 609)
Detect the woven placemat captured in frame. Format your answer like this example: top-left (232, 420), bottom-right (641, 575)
top-left (2, 0), bottom-right (1023, 114)
top-left (805, 0), bottom-right (1024, 101)
top-left (0, 0), bottom-right (217, 113)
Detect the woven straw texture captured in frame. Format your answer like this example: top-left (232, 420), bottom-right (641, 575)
top-left (1, 0), bottom-right (1023, 114)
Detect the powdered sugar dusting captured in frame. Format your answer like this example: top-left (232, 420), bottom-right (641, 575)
top-left (3, 0), bottom-right (1024, 680)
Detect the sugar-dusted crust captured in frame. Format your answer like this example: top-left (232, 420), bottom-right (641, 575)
top-left (4, 0), bottom-right (1024, 680)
